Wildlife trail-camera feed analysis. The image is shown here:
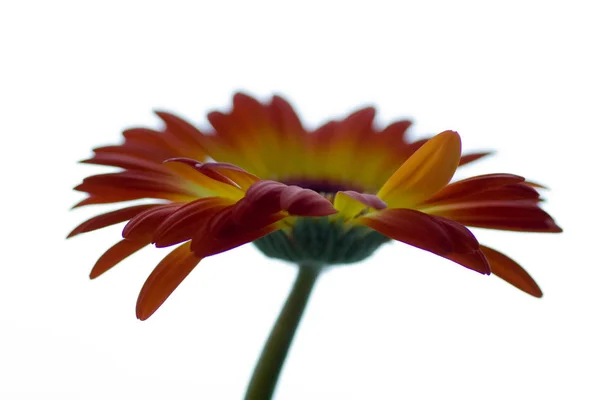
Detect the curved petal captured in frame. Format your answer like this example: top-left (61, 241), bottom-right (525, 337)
top-left (357, 209), bottom-right (489, 274)
top-left (378, 131), bottom-right (462, 208)
top-left (74, 171), bottom-right (198, 204)
top-left (357, 209), bottom-right (455, 255)
top-left (153, 197), bottom-right (233, 248)
top-left (164, 158), bottom-right (259, 191)
top-left (442, 249), bottom-right (491, 275)
top-left (333, 191), bottom-right (386, 220)
top-left (67, 204), bottom-right (158, 238)
top-left (80, 152), bottom-right (173, 174)
top-left (422, 173), bottom-right (526, 205)
top-left (122, 204), bottom-right (182, 241)
top-left (242, 180), bottom-right (337, 217)
top-left (136, 241), bottom-right (201, 320)
top-left (481, 245), bottom-right (542, 297)
top-left (427, 201), bottom-right (562, 232)
top-left (191, 205), bottom-right (283, 258)
top-left (279, 185), bottom-right (337, 216)
top-left (458, 151), bottom-right (492, 166)
top-left (90, 239), bottom-right (149, 279)
top-left (153, 111), bottom-right (209, 151)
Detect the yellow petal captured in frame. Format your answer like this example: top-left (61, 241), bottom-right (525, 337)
top-left (333, 191), bottom-right (387, 221)
top-left (377, 130), bottom-right (461, 208)
top-left (333, 191), bottom-right (368, 220)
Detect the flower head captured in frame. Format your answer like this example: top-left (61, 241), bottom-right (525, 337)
top-left (69, 93), bottom-right (561, 320)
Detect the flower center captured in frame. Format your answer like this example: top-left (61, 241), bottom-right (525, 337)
top-left (253, 217), bottom-right (389, 267)
top-left (281, 178), bottom-right (364, 195)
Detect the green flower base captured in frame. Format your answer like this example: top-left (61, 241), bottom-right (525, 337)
top-left (253, 217), bottom-right (389, 267)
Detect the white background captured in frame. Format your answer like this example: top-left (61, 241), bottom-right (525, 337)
top-left (1, 1), bottom-right (598, 399)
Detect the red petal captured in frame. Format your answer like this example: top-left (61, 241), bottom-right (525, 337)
top-left (433, 216), bottom-right (480, 253)
top-left (191, 206), bottom-right (282, 258)
top-left (480, 245), bottom-right (542, 297)
top-left (358, 209), bottom-right (455, 255)
top-left (81, 153), bottom-right (171, 174)
top-left (358, 209), bottom-right (488, 273)
top-left (338, 190), bottom-right (387, 210)
top-left (243, 180), bottom-right (288, 214)
top-left (136, 241), bottom-right (201, 320)
top-left (122, 204), bottom-right (182, 241)
top-left (279, 186), bottom-right (337, 216)
top-left (269, 95), bottom-right (306, 139)
top-left (90, 239), bottom-right (148, 278)
top-left (122, 127), bottom-right (183, 159)
top-left (458, 151), bottom-right (492, 166)
top-left (423, 174), bottom-right (526, 205)
top-left (68, 204), bottom-right (158, 238)
top-left (153, 197), bottom-right (232, 248)
top-left (154, 111), bottom-right (208, 150)
top-left (74, 171), bottom-right (197, 204)
top-left (442, 249), bottom-right (491, 275)
top-left (429, 201), bottom-right (562, 232)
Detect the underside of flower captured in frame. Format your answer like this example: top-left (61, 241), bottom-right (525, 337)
top-left (254, 217), bottom-right (390, 267)
top-left (69, 93), bottom-right (561, 320)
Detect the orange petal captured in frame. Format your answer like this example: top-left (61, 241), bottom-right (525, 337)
top-left (164, 158), bottom-right (259, 191)
top-left (90, 239), bottom-right (148, 279)
top-left (378, 130), bottom-right (462, 208)
top-left (480, 245), bottom-right (542, 297)
top-left (136, 241), bottom-right (201, 320)
top-left (68, 204), bottom-right (158, 238)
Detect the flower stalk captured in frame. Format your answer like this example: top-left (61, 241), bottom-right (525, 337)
top-left (244, 264), bottom-right (321, 400)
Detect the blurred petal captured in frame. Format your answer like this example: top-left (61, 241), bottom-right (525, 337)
top-left (136, 241), bottom-right (201, 320)
top-left (378, 131), bottom-right (462, 208)
top-left (481, 245), bottom-right (542, 297)
top-left (458, 151), bottom-right (492, 166)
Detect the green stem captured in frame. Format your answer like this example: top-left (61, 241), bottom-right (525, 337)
top-left (244, 264), bottom-right (321, 400)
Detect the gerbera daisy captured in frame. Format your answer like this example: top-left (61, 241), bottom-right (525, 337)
top-left (69, 93), bottom-right (560, 398)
